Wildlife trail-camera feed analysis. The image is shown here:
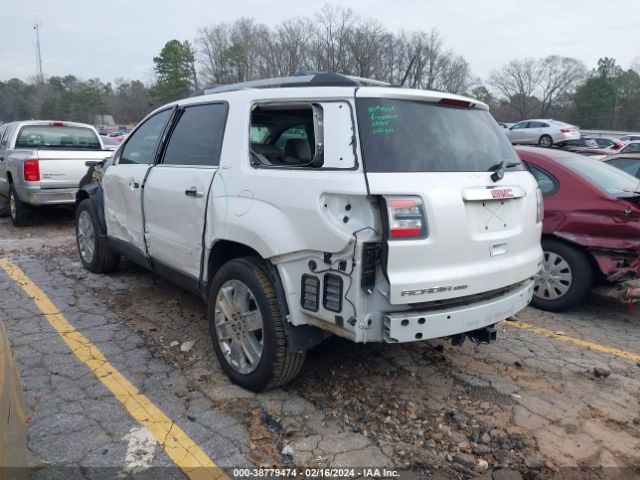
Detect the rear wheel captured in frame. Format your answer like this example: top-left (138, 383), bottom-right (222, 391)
top-left (9, 183), bottom-right (33, 227)
top-left (0, 195), bottom-right (9, 217)
top-left (531, 238), bottom-right (593, 312)
top-left (208, 257), bottom-right (305, 392)
top-left (538, 135), bottom-right (553, 148)
top-left (76, 199), bottom-right (120, 273)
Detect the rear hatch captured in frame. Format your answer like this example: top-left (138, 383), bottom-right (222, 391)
top-left (356, 91), bottom-right (542, 305)
top-left (15, 123), bottom-right (108, 189)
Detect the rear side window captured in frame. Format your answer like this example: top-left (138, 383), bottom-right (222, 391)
top-left (562, 157), bottom-right (640, 198)
top-left (621, 143), bottom-right (640, 154)
top-left (15, 125), bottom-right (101, 150)
top-left (356, 98), bottom-right (521, 172)
top-left (163, 103), bottom-right (227, 167)
top-left (528, 164), bottom-right (559, 196)
top-left (606, 158), bottom-right (640, 178)
top-left (120, 109), bottom-right (173, 165)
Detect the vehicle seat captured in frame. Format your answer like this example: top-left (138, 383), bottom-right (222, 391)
top-left (283, 138), bottom-right (311, 165)
top-left (60, 136), bottom-right (74, 146)
top-left (251, 143), bottom-right (284, 165)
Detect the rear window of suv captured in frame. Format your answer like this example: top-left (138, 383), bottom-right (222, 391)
top-left (356, 98), bottom-right (521, 172)
top-left (15, 125), bottom-right (101, 150)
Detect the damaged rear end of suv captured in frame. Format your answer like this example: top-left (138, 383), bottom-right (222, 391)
top-left (76, 73), bottom-right (543, 391)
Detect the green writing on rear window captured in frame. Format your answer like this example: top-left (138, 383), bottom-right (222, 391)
top-left (368, 105), bottom-right (398, 135)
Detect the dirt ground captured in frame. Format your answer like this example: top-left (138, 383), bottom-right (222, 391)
top-left (1, 212), bottom-right (639, 480)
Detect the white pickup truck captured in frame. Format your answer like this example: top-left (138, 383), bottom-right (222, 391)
top-left (0, 120), bottom-right (109, 226)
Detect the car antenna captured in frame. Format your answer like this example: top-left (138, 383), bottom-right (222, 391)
top-left (399, 54), bottom-right (417, 88)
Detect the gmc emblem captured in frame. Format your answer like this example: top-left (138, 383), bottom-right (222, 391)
top-left (491, 188), bottom-right (514, 199)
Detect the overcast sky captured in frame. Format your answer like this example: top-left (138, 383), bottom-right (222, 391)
top-left (1, 0), bottom-right (638, 85)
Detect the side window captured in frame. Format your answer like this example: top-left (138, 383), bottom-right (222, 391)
top-left (622, 143), bottom-right (640, 154)
top-left (250, 126), bottom-right (269, 143)
top-left (528, 164), bottom-right (559, 196)
top-left (163, 103), bottom-right (227, 167)
top-left (249, 101), bottom-right (355, 169)
top-left (607, 158), bottom-right (640, 177)
top-left (0, 125), bottom-right (12, 148)
top-left (119, 109), bottom-right (173, 165)
top-left (512, 122), bottom-right (528, 130)
top-left (274, 126), bottom-right (308, 150)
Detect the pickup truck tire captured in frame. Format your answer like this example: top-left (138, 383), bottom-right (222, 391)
top-left (531, 238), bottom-right (593, 312)
top-left (9, 183), bottom-right (33, 226)
top-left (0, 196), bottom-right (9, 217)
top-left (75, 199), bottom-right (120, 273)
top-left (208, 257), bottom-right (306, 392)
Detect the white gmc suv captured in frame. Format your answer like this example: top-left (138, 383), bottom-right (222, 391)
top-left (75, 73), bottom-right (543, 391)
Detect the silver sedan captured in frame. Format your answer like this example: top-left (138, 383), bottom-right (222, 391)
top-left (505, 119), bottom-right (580, 147)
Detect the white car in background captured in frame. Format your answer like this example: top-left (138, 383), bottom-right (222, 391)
top-left (505, 119), bottom-right (580, 147)
top-left (618, 134), bottom-right (640, 142)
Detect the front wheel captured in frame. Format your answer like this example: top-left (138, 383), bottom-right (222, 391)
top-left (208, 257), bottom-right (305, 392)
top-left (76, 199), bottom-right (120, 273)
top-left (531, 238), bottom-right (593, 312)
top-left (538, 135), bottom-right (553, 148)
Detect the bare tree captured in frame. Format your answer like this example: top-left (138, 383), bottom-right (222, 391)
top-left (489, 58), bottom-right (542, 118)
top-left (309, 5), bottom-right (356, 73)
top-left (538, 56), bottom-right (587, 116)
top-left (195, 7), bottom-right (473, 94)
top-left (197, 24), bottom-right (231, 85)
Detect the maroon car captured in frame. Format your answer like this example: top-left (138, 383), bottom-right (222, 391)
top-left (516, 146), bottom-right (640, 311)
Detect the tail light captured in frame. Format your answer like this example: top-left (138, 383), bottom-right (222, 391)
top-left (23, 159), bottom-right (40, 181)
top-left (384, 196), bottom-right (427, 239)
top-left (560, 128), bottom-right (573, 133)
top-left (535, 187), bottom-right (544, 223)
top-left (438, 98), bottom-right (471, 108)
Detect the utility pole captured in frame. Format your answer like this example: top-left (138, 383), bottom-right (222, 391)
top-left (34, 21), bottom-right (44, 83)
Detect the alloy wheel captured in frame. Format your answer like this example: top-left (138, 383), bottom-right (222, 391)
top-left (9, 191), bottom-right (16, 220)
top-left (77, 210), bottom-right (96, 264)
top-left (214, 279), bottom-right (264, 375)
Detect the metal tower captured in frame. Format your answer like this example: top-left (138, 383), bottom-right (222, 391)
top-left (34, 22), bottom-right (44, 83)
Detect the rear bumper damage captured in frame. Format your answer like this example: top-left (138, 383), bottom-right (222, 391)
top-left (383, 279), bottom-right (534, 343)
top-left (555, 232), bottom-right (640, 303)
top-left (14, 185), bottom-right (77, 206)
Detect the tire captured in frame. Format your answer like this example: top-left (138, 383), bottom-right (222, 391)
top-left (208, 257), bottom-right (305, 392)
top-left (75, 199), bottom-right (120, 273)
top-left (9, 183), bottom-right (34, 226)
top-left (0, 195), bottom-right (9, 217)
top-left (538, 135), bottom-right (553, 148)
top-left (531, 238), bottom-right (593, 312)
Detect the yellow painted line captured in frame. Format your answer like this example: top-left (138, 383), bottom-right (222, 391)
top-left (0, 259), bottom-right (228, 480)
top-left (506, 319), bottom-right (640, 363)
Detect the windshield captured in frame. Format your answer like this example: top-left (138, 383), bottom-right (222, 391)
top-left (561, 156), bottom-right (640, 198)
top-left (356, 98), bottom-right (522, 172)
top-left (15, 125), bottom-right (102, 150)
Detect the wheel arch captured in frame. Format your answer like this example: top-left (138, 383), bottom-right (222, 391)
top-left (204, 239), bottom-right (326, 352)
top-left (541, 233), bottom-right (603, 279)
top-left (76, 183), bottom-right (107, 235)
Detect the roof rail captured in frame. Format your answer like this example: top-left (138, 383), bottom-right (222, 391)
top-left (194, 72), bottom-right (390, 96)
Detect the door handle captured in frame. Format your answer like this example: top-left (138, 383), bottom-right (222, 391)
top-left (129, 180), bottom-right (140, 189)
top-left (185, 187), bottom-right (203, 198)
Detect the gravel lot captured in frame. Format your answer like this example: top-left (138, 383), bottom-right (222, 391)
top-left (1, 212), bottom-right (639, 480)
